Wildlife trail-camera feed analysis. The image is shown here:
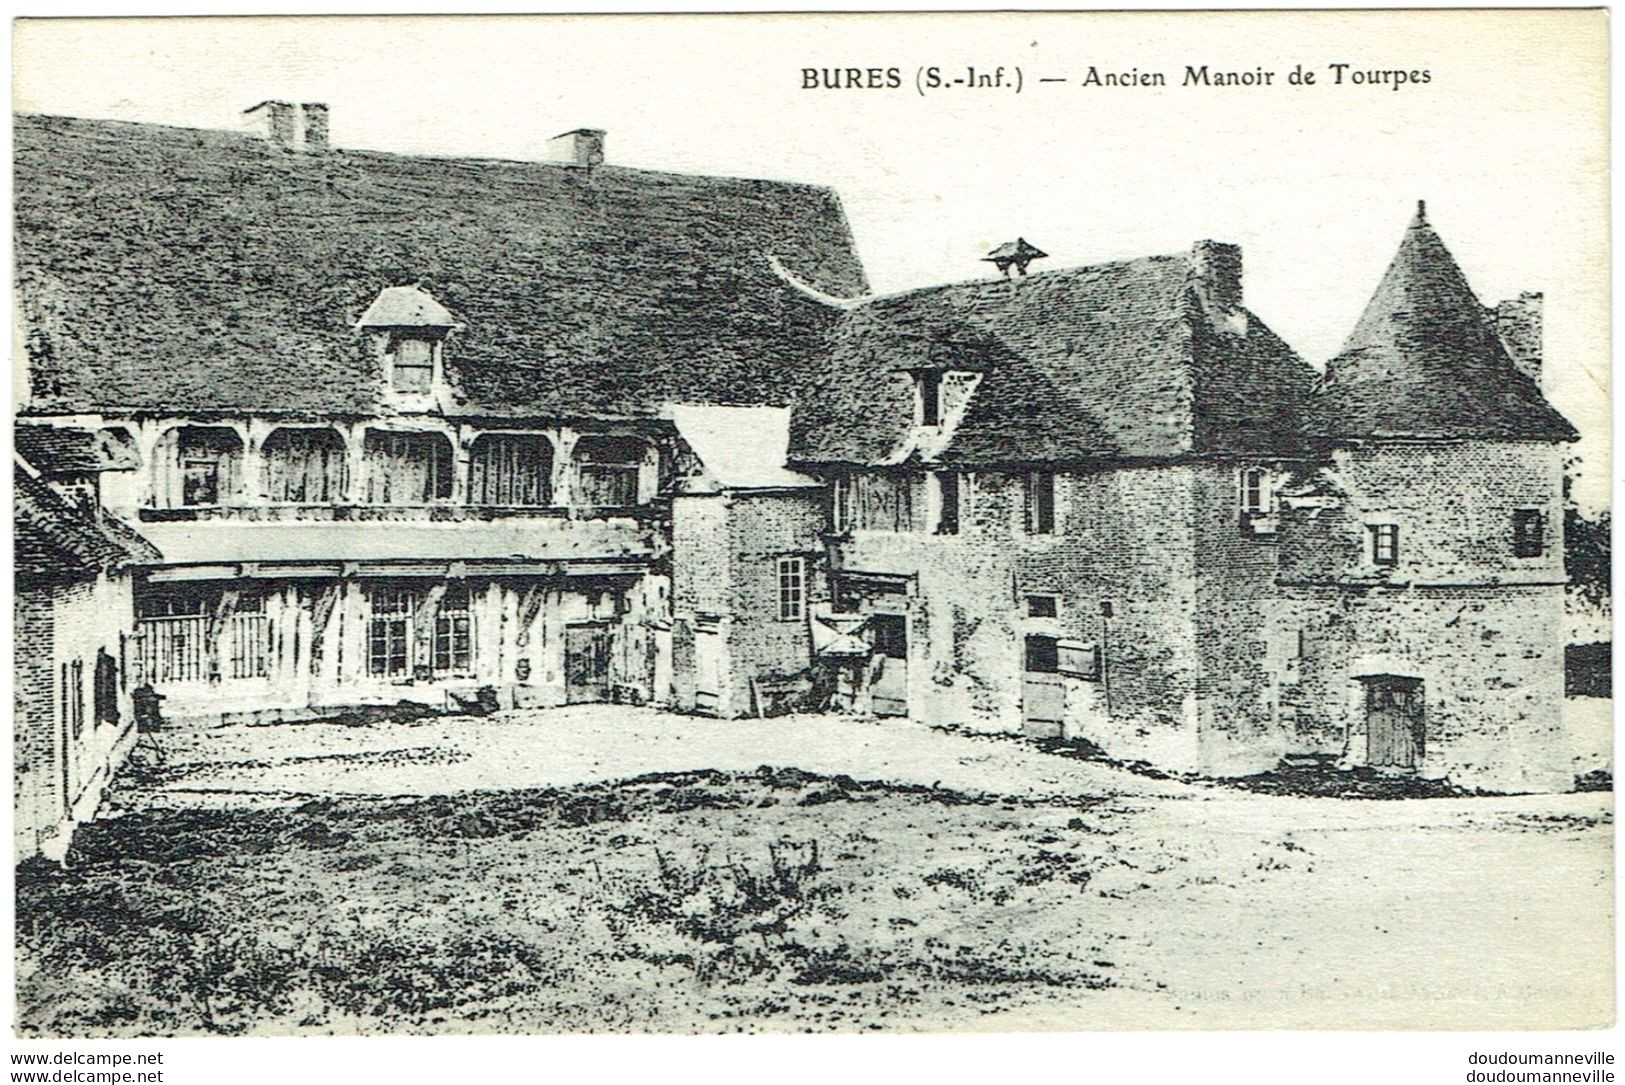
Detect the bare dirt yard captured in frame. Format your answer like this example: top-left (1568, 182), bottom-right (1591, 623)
top-left (15, 707), bottom-right (1613, 1036)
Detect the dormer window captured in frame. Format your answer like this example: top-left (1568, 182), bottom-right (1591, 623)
top-left (918, 371), bottom-right (942, 426)
top-left (357, 284), bottom-right (460, 404)
top-left (390, 336), bottom-right (435, 394)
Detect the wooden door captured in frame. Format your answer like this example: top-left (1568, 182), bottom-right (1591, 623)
top-left (869, 615), bottom-right (908, 718)
top-left (1365, 677), bottom-right (1424, 767)
top-left (565, 623), bottom-right (612, 704)
top-left (693, 627), bottom-right (724, 715)
top-left (1022, 634), bottom-right (1065, 738)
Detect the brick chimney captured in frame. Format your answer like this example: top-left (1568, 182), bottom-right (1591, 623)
top-left (243, 100), bottom-right (329, 151)
top-left (1190, 240), bottom-right (1243, 313)
top-left (546, 128), bottom-right (605, 168)
top-left (301, 102), bottom-right (330, 149)
top-left (1489, 292), bottom-right (1543, 387)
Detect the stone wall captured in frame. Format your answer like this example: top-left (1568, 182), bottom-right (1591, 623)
top-left (15, 571), bottom-right (140, 861)
top-left (1274, 583), bottom-right (1569, 792)
top-left (723, 491), bottom-right (827, 715)
top-left (14, 581), bottom-right (56, 859)
top-left (669, 489), bottom-right (827, 717)
top-left (1192, 461), bottom-right (1293, 775)
top-left (1275, 440), bottom-right (1571, 791)
top-left (1279, 442), bottom-right (1565, 587)
top-left (830, 465), bottom-right (1205, 768)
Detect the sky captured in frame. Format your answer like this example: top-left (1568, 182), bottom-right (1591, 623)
top-left (12, 11), bottom-right (1611, 506)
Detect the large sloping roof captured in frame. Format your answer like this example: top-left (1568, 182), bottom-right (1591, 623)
top-left (15, 113), bottom-right (866, 419)
top-left (15, 466), bottom-right (160, 580)
top-left (1308, 207), bottom-right (1577, 442)
top-left (789, 249), bottom-right (1316, 466)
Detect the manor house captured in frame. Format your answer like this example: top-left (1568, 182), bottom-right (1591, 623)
top-left (13, 104), bottom-right (1577, 854)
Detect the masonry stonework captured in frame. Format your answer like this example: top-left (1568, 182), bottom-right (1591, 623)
top-left (15, 572), bottom-right (141, 859)
top-left (13, 109), bottom-right (1586, 818)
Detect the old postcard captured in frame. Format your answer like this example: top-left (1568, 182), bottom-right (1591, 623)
top-left (8, 8), bottom-right (1612, 1053)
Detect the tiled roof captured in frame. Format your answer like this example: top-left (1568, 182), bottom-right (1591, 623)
top-left (788, 249), bottom-right (1316, 466)
top-left (14, 466), bottom-right (159, 580)
top-left (1308, 207), bottom-right (1577, 443)
top-left (15, 424), bottom-right (108, 473)
top-left (15, 113), bottom-right (866, 419)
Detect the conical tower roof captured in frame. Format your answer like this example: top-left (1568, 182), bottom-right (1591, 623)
top-left (1307, 203), bottom-right (1576, 442)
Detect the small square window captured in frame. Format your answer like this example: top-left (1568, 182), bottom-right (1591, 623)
top-left (776, 556), bottom-right (806, 622)
top-left (1512, 509), bottom-right (1545, 558)
top-left (1370, 523), bottom-right (1399, 566)
top-left (1024, 634), bottom-right (1059, 673)
top-left (1026, 594), bottom-right (1058, 618)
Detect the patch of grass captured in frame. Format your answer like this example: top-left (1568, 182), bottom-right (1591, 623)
top-left (1575, 769), bottom-right (1613, 793)
top-left (1218, 762), bottom-right (1481, 800)
top-left (17, 769), bottom-right (1120, 1036)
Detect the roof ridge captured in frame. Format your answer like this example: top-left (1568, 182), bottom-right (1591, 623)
top-left (13, 110), bottom-right (844, 195)
top-left (853, 251), bottom-right (1187, 309)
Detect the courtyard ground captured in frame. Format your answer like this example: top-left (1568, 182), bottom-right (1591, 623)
top-left (15, 706), bottom-right (1614, 1035)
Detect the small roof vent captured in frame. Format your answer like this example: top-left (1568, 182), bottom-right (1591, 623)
top-left (983, 238), bottom-right (1048, 278)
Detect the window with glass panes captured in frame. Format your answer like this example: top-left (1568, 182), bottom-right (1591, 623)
top-left (391, 336), bottom-right (434, 394)
top-left (777, 556), bottom-right (806, 621)
top-left (1370, 524), bottom-right (1400, 566)
top-left (368, 586), bottom-right (415, 678)
top-left (1240, 467), bottom-right (1268, 514)
top-left (434, 585), bottom-right (473, 675)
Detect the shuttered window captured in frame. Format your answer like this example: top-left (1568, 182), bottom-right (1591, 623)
top-left (469, 433), bottom-right (553, 506)
top-left (574, 436), bottom-right (646, 509)
top-left (364, 430), bottom-right (454, 504)
top-left (263, 428), bottom-right (347, 503)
